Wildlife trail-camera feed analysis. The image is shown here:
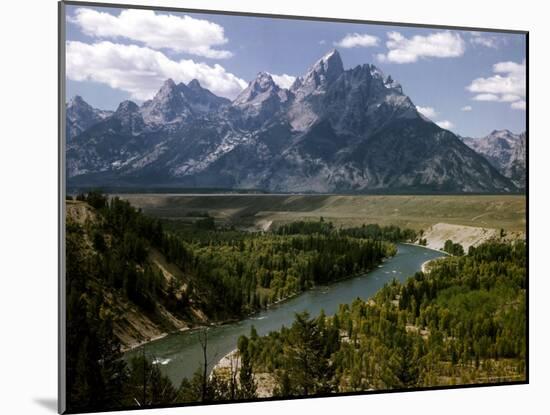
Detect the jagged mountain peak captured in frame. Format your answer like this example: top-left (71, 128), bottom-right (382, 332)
top-left (141, 79), bottom-right (190, 123)
top-left (142, 78), bottom-right (230, 123)
top-left (110, 100), bottom-right (145, 135)
top-left (247, 72), bottom-right (277, 90)
top-left (461, 129), bottom-right (525, 189)
top-left (288, 55), bottom-right (414, 133)
top-left (313, 49), bottom-right (344, 76)
top-left (347, 64), bottom-right (403, 94)
top-left (184, 78), bottom-right (231, 113)
top-left (68, 95), bottom-right (89, 107)
top-left (161, 78), bottom-right (177, 89)
top-left (66, 95), bottom-right (113, 140)
top-left (115, 100), bottom-right (140, 114)
top-left (384, 74), bottom-right (403, 93)
top-left (292, 49), bottom-right (344, 97)
top-left (254, 71), bottom-right (277, 87)
top-left (490, 129), bottom-right (512, 135)
top-left (154, 78), bottom-right (187, 100)
top-left (187, 78), bottom-right (202, 90)
top-left (67, 95), bottom-right (94, 114)
top-left (233, 72), bottom-right (282, 107)
top-left (488, 129), bottom-right (516, 139)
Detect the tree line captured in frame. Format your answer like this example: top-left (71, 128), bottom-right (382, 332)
top-left (276, 220), bottom-right (417, 242)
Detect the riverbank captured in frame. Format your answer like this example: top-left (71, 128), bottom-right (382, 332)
top-left (122, 248), bottom-right (397, 354)
top-left (421, 258), bottom-right (446, 273)
top-left (121, 326), bottom-right (191, 353)
top-left (211, 348), bottom-right (277, 398)
top-left (420, 222), bottom-right (525, 252)
top-left (123, 243), bottom-right (446, 386)
top-left (402, 242), bottom-right (445, 255)
top-left (211, 242), bottom-right (450, 392)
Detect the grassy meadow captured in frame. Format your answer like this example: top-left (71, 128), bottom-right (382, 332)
top-left (117, 194), bottom-right (526, 233)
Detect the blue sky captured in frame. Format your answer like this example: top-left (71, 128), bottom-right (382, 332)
top-left (65, 4), bottom-right (526, 138)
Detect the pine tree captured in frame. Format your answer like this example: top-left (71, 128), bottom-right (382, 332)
top-left (238, 336), bottom-right (257, 399)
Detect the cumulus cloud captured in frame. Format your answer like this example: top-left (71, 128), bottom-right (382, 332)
top-left (436, 120), bottom-right (454, 130)
top-left (469, 32), bottom-right (499, 49)
top-left (511, 100), bottom-right (526, 110)
top-left (377, 31), bottom-right (465, 63)
top-left (66, 41), bottom-right (247, 100)
top-left (70, 8), bottom-right (232, 59)
top-left (334, 33), bottom-right (379, 48)
top-left (500, 94), bottom-right (522, 102)
top-left (461, 105), bottom-right (473, 111)
top-left (269, 73), bottom-right (296, 89)
top-left (467, 60), bottom-right (526, 110)
top-left (472, 93), bottom-right (500, 101)
top-left (416, 105), bottom-right (453, 130)
top-left (416, 105), bottom-right (438, 119)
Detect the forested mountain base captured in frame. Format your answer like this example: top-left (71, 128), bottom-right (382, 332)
top-left (64, 192), bottom-right (396, 412)
top-left (231, 241), bottom-right (526, 396)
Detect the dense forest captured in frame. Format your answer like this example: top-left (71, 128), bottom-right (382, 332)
top-left (276, 220), bottom-right (417, 242)
top-left (65, 192), bottom-right (525, 411)
top-left (65, 192), bottom-right (398, 411)
top-left (234, 241), bottom-right (526, 396)
top-left (162, 222), bottom-right (395, 319)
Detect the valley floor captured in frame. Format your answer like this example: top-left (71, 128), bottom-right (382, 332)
top-left (118, 193), bottom-right (526, 233)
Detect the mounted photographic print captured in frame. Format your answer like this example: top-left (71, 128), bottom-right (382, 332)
top-left (58, 1), bottom-right (528, 413)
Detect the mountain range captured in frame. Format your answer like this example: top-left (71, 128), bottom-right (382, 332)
top-left (461, 130), bottom-right (526, 189)
top-left (66, 49), bottom-right (520, 193)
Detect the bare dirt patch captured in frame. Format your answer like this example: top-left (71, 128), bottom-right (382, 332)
top-left (421, 222), bottom-right (524, 251)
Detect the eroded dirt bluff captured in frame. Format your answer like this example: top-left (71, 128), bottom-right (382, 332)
top-left (421, 222), bottom-right (525, 251)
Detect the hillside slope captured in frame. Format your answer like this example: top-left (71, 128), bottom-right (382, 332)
top-left (66, 199), bottom-right (206, 350)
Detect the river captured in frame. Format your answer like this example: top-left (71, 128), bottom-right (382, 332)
top-left (124, 243), bottom-right (445, 386)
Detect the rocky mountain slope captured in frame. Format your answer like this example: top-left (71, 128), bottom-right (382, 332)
top-left (67, 50), bottom-right (516, 193)
top-left (461, 130), bottom-right (526, 188)
top-left (66, 95), bottom-right (112, 140)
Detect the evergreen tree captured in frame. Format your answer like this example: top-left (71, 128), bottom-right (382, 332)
top-left (238, 336), bottom-right (257, 399)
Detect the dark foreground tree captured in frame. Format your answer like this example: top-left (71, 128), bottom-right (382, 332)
top-left (238, 336), bottom-right (257, 399)
top-left (280, 312), bottom-right (335, 395)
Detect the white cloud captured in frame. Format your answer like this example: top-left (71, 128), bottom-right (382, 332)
top-left (511, 100), bottom-right (526, 110)
top-left (416, 105), bottom-right (454, 130)
top-left (436, 120), bottom-right (454, 130)
top-left (334, 33), bottom-right (379, 48)
top-left (494, 60), bottom-right (525, 76)
top-left (416, 105), bottom-right (438, 119)
top-left (66, 41), bottom-right (247, 100)
top-left (377, 31), bottom-right (465, 63)
top-left (319, 40), bottom-right (326, 45)
top-left (70, 8), bottom-right (232, 59)
top-left (467, 60), bottom-right (526, 110)
top-left (473, 93), bottom-right (500, 101)
top-left (471, 37), bottom-right (497, 48)
top-left (269, 73), bottom-right (296, 89)
top-left (461, 105), bottom-right (473, 111)
top-left (500, 94), bottom-right (522, 102)
top-left (470, 32), bottom-right (499, 49)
